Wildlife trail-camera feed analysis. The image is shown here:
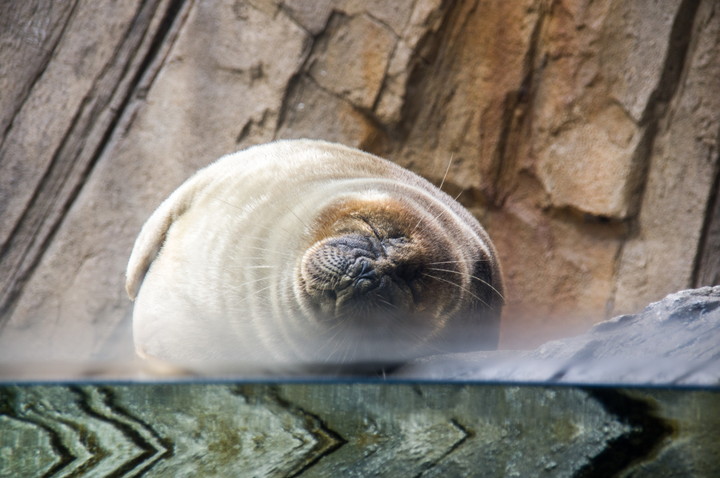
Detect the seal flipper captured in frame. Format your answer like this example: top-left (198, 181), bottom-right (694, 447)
top-left (125, 173), bottom-right (211, 300)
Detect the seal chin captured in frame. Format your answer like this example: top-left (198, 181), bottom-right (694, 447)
top-left (300, 233), bottom-right (420, 321)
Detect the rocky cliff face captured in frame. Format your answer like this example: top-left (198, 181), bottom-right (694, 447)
top-left (1, 0), bottom-right (719, 362)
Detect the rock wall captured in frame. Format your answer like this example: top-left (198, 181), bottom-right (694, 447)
top-left (1, 0), bottom-right (719, 362)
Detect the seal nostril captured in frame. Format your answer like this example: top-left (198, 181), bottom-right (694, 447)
top-left (348, 257), bottom-right (373, 279)
top-left (357, 262), bottom-right (375, 281)
top-left (354, 269), bottom-right (378, 290)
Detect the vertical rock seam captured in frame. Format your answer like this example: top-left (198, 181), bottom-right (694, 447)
top-left (622, 0), bottom-right (701, 222)
top-left (692, 152), bottom-right (720, 286)
top-left (0, 0), bottom-right (188, 324)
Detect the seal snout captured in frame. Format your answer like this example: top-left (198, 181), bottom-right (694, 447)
top-left (301, 233), bottom-right (418, 318)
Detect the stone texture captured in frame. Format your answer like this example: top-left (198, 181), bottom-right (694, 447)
top-left (308, 14), bottom-right (395, 110)
top-left (399, 287), bottom-right (720, 385)
top-left (0, 0), bottom-right (309, 362)
top-left (532, 0), bottom-right (680, 219)
top-left (485, 193), bottom-right (624, 348)
top-left (0, 1), bottom-right (75, 139)
top-left (277, 76), bottom-right (380, 147)
top-left (696, 183), bottom-right (720, 286)
top-left (3, 383), bottom-right (717, 477)
top-left (612, 0), bottom-right (720, 315)
top-left (1, 0), bottom-right (719, 362)
top-left (0, 0), bottom-right (163, 289)
top-left (535, 103), bottom-right (642, 217)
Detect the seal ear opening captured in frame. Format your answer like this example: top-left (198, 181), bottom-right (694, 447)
top-left (125, 175), bottom-right (206, 300)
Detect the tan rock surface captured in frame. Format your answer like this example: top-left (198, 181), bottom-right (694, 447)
top-left (1, 0), bottom-right (718, 362)
top-left (612, 0), bottom-right (720, 315)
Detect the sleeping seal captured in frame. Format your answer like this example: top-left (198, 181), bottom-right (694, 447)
top-left (126, 139), bottom-right (503, 374)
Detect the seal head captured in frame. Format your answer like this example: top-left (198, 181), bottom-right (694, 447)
top-left (298, 198), bottom-right (454, 332)
top-left (292, 194), bottom-right (502, 367)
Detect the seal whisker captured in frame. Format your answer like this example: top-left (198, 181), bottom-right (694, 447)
top-left (223, 255), bottom-right (288, 263)
top-left (241, 245), bottom-right (296, 259)
top-left (422, 272), bottom-right (491, 309)
top-left (215, 197), bottom-right (310, 235)
top-left (287, 207), bottom-right (312, 230)
top-left (221, 243), bottom-right (298, 262)
top-left (220, 228), bottom-right (292, 239)
top-left (376, 306), bottom-right (443, 353)
top-left (426, 259), bottom-right (491, 265)
top-left (436, 152), bottom-right (454, 192)
top-left (341, 331), bottom-right (357, 365)
top-left (321, 331), bottom-right (341, 363)
top-left (242, 222), bottom-right (299, 239)
top-left (376, 297), bottom-right (400, 311)
top-left (214, 197), bottom-right (245, 211)
top-left (426, 267), bottom-right (505, 301)
top-left (218, 274), bottom-right (273, 290)
top-left (219, 259), bottom-right (278, 270)
top-left (225, 283), bottom-right (275, 305)
top-left (410, 189), bottom-right (464, 236)
top-left (325, 322), bottom-right (352, 364)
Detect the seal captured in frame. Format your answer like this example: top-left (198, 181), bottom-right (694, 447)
top-left (126, 139), bottom-right (503, 374)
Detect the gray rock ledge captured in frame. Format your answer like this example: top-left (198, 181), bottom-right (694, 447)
top-left (398, 287), bottom-right (720, 385)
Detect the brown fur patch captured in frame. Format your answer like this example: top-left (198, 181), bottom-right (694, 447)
top-left (310, 197), bottom-right (423, 244)
top-left (300, 195), bottom-right (468, 323)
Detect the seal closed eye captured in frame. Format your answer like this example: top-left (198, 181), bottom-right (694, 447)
top-left (126, 139), bottom-right (504, 374)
